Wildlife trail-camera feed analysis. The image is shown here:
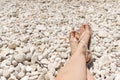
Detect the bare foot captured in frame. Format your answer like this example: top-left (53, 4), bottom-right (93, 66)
top-left (70, 24), bottom-right (92, 63)
top-left (70, 25), bottom-right (84, 55)
top-left (77, 24), bottom-right (92, 54)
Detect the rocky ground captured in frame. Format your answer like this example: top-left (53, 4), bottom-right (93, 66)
top-left (0, 0), bottom-right (120, 80)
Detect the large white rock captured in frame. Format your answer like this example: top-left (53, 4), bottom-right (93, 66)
top-left (14, 53), bottom-right (25, 63)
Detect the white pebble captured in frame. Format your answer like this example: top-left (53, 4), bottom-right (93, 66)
top-left (29, 75), bottom-right (38, 80)
top-left (37, 73), bottom-right (45, 80)
top-left (25, 66), bottom-right (32, 72)
top-left (3, 69), bottom-right (10, 78)
top-left (41, 59), bottom-right (50, 65)
top-left (98, 30), bottom-right (108, 38)
top-left (21, 76), bottom-right (29, 80)
top-left (0, 76), bottom-right (6, 80)
top-left (14, 53), bottom-right (25, 63)
top-left (22, 47), bottom-right (30, 53)
top-left (17, 71), bottom-right (25, 79)
top-left (36, 25), bottom-right (46, 31)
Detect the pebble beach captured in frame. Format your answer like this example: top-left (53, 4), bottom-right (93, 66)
top-left (0, 0), bottom-right (120, 80)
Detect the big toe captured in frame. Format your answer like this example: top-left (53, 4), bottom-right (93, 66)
top-left (82, 24), bottom-right (92, 44)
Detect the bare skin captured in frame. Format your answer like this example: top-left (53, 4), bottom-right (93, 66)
top-left (56, 24), bottom-right (95, 80)
top-left (70, 25), bottom-right (92, 63)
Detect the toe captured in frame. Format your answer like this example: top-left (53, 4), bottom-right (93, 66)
top-left (75, 32), bottom-right (80, 40)
top-left (79, 24), bottom-right (85, 36)
top-left (70, 30), bottom-right (75, 41)
top-left (81, 24), bottom-right (91, 44)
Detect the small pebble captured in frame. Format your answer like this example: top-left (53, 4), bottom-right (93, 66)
top-left (3, 69), bottom-right (10, 78)
top-left (22, 47), bottom-right (30, 53)
top-left (21, 76), bottom-right (29, 80)
top-left (98, 30), bottom-right (108, 38)
top-left (17, 71), bottom-right (25, 79)
top-left (8, 43), bottom-right (17, 49)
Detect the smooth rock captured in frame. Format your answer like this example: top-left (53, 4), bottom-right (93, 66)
top-left (53, 62), bottom-right (61, 69)
top-left (0, 76), bottom-right (6, 80)
top-left (38, 55), bottom-right (43, 61)
top-left (30, 46), bottom-right (35, 54)
top-left (26, 53), bottom-right (32, 61)
top-left (37, 73), bottom-right (45, 80)
top-left (42, 68), bottom-right (48, 74)
top-left (44, 31), bottom-right (49, 36)
top-left (98, 30), bottom-right (108, 38)
top-left (3, 69), bottom-right (10, 78)
top-left (29, 75), bottom-right (38, 80)
top-left (8, 66), bottom-right (14, 73)
top-left (23, 60), bottom-right (31, 65)
top-left (115, 73), bottom-right (120, 80)
top-left (45, 72), bottom-right (55, 80)
top-left (8, 43), bottom-right (17, 49)
top-left (22, 47), bottom-right (30, 53)
top-left (30, 71), bottom-right (40, 76)
top-left (113, 33), bottom-right (120, 39)
top-left (36, 64), bottom-right (42, 71)
top-left (15, 65), bottom-right (21, 72)
top-left (9, 74), bottom-right (17, 80)
top-left (25, 66), bottom-right (32, 72)
top-left (12, 60), bottom-right (18, 66)
top-left (110, 63), bottom-right (117, 72)
top-left (31, 53), bottom-right (38, 64)
top-left (30, 64), bottom-right (37, 71)
top-left (21, 36), bottom-right (29, 43)
top-left (36, 25), bottom-right (46, 31)
top-left (48, 63), bottom-right (55, 73)
top-left (21, 76), bottom-right (29, 80)
top-left (41, 59), bottom-right (50, 65)
top-left (59, 52), bottom-right (68, 59)
top-left (17, 71), bottom-right (25, 79)
top-left (14, 53), bottom-right (25, 63)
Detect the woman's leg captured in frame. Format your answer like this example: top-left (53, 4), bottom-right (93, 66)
top-left (56, 49), bottom-right (87, 80)
top-left (56, 24), bottom-right (92, 80)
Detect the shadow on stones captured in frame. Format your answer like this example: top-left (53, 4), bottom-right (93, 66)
top-left (87, 58), bottom-right (96, 69)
